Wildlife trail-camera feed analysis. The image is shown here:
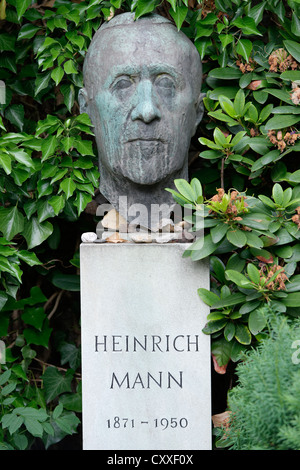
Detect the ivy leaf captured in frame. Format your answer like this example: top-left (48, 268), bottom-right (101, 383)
top-left (60, 84), bottom-right (75, 112)
top-left (134, 0), bottom-right (158, 19)
top-left (41, 135), bottom-right (58, 162)
top-left (236, 39), bottom-right (253, 62)
top-left (0, 206), bottom-right (25, 240)
top-left (17, 250), bottom-right (42, 266)
top-left (17, 24), bottom-right (40, 41)
top-left (232, 17), bottom-right (262, 36)
top-left (169, 5), bottom-right (188, 30)
top-left (73, 191), bottom-right (92, 216)
top-left (5, 105), bottom-right (24, 131)
top-left (0, 33), bottom-right (16, 51)
top-left (42, 367), bottom-right (73, 403)
top-left (22, 217), bottom-right (53, 249)
top-left (15, 0), bottom-right (32, 21)
top-left (60, 177), bottom-right (76, 199)
top-left (35, 72), bottom-right (51, 96)
top-left (21, 307), bottom-right (46, 331)
top-left (23, 319), bottom-right (52, 348)
top-left (50, 66), bottom-right (64, 86)
top-left (63, 60), bottom-right (78, 75)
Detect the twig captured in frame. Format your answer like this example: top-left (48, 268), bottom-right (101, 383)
top-left (47, 290), bottom-right (64, 320)
top-left (221, 157), bottom-right (225, 189)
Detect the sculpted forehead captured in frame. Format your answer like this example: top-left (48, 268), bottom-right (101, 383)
top-left (84, 17), bottom-right (201, 92)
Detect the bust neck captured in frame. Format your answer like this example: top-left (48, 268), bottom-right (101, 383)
top-left (99, 163), bottom-right (188, 230)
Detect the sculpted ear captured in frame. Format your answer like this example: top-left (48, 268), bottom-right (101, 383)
top-left (193, 92), bottom-right (205, 135)
top-left (78, 88), bottom-right (89, 114)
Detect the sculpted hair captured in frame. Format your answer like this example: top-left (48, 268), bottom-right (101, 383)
top-left (82, 12), bottom-right (202, 101)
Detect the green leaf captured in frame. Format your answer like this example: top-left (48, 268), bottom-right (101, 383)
top-left (0, 33), bottom-right (16, 51)
top-left (233, 89), bottom-right (245, 117)
top-left (189, 234), bottom-right (219, 261)
top-left (208, 67), bottom-right (242, 80)
top-left (211, 223), bottom-right (228, 244)
top-left (15, 0), bottom-right (31, 20)
top-left (23, 320), bottom-right (52, 348)
top-left (248, 309), bottom-right (267, 335)
top-left (282, 292), bottom-right (300, 307)
top-left (202, 318), bottom-right (228, 335)
top-left (42, 367), bottom-right (73, 403)
top-left (17, 250), bottom-right (41, 266)
top-left (211, 338), bottom-right (232, 367)
top-left (224, 322), bottom-right (235, 342)
top-left (73, 191), bottom-right (92, 216)
top-left (197, 288), bottom-right (220, 306)
top-left (18, 24), bottom-right (40, 41)
top-left (232, 17), bottom-right (262, 36)
top-left (5, 105), bottom-right (24, 131)
top-left (24, 417), bottom-right (44, 438)
top-left (74, 139), bottom-right (94, 156)
top-left (226, 229), bottom-right (247, 248)
top-left (272, 183), bottom-right (284, 205)
top-left (22, 217), bottom-right (53, 249)
top-left (0, 206), bottom-right (25, 240)
top-left (35, 72), bottom-right (51, 96)
top-left (211, 292), bottom-right (247, 308)
top-left (283, 39), bottom-right (300, 63)
top-left (21, 307), bottom-right (46, 331)
top-left (235, 323), bottom-right (251, 345)
top-left (280, 70), bottom-right (300, 81)
top-left (41, 135), bottom-right (58, 162)
top-left (174, 179), bottom-right (196, 202)
top-left (134, 0), bottom-right (157, 19)
top-left (219, 95), bottom-right (237, 118)
top-left (51, 66), bottom-right (64, 86)
top-left (51, 271), bottom-right (80, 291)
top-left (236, 38), bottom-right (253, 62)
top-left (265, 114), bottom-right (300, 131)
top-left (54, 412), bottom-right (80, 435)
top-left (247, 263), bottom-right (260, 284)
top-left (0, 153), bottom-right (12, 175)
top-left (264, 88), bottom-right (292, 105)
top-left (169, 5), bottom-right (188, 30)
top-left (60, 178), bottom-right (76, 199)
top-left (63, 60), bottom-right (77, 75)
top-left (225, 269), bottom-right (253, 288)
top-left (48, 195), bottom-right (66, 215)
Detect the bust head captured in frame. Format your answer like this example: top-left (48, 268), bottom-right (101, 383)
top-left (80, 12), bottom-right (203, 228)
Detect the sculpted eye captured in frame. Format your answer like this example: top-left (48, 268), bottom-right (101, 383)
top-left (155, 75), bottom-right (175, 99)
top-left (113, 77), bottom-right (133, 91)
top-left (156, 75), bottom-right (175, 90)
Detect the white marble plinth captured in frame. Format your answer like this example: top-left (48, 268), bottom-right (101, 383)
top-left (80, 243), bottom-right (211, 450)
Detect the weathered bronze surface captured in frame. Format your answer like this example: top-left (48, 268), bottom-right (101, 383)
top-left (80, 12), bottom-right (203, 228)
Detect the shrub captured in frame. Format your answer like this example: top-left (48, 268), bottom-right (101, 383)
top-left (214, 309), bottom-right (300, 450)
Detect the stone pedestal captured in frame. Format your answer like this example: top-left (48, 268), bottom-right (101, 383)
top-left (80, 243), bottom-right (211, 450)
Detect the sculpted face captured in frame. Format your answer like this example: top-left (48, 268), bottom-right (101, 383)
top-left (80, 13), bottom-right (203, 226)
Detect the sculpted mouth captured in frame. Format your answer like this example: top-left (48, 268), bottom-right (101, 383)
top-left (126, 138), bottom-right (165, 143)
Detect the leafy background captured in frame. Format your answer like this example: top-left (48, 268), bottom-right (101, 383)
top-left (0, 0), bottom-right (300, 450)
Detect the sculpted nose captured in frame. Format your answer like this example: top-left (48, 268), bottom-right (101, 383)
top-left (131, 80), bottom-right (161, 123)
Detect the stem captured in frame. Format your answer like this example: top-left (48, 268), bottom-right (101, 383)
top-left (221, 158), bottom-right (225, 189)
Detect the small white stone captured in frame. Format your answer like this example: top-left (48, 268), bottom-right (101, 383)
top-left (101, 208), bottom-right (128, 231)
top-left (130, 233), bottom-right (153, 243)
top-left (154, 233), bottom-right (177, 243)
top-left (81, 232), bottom-right (98, 243)
top-left (152, 218), bottom-right (174, 233)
